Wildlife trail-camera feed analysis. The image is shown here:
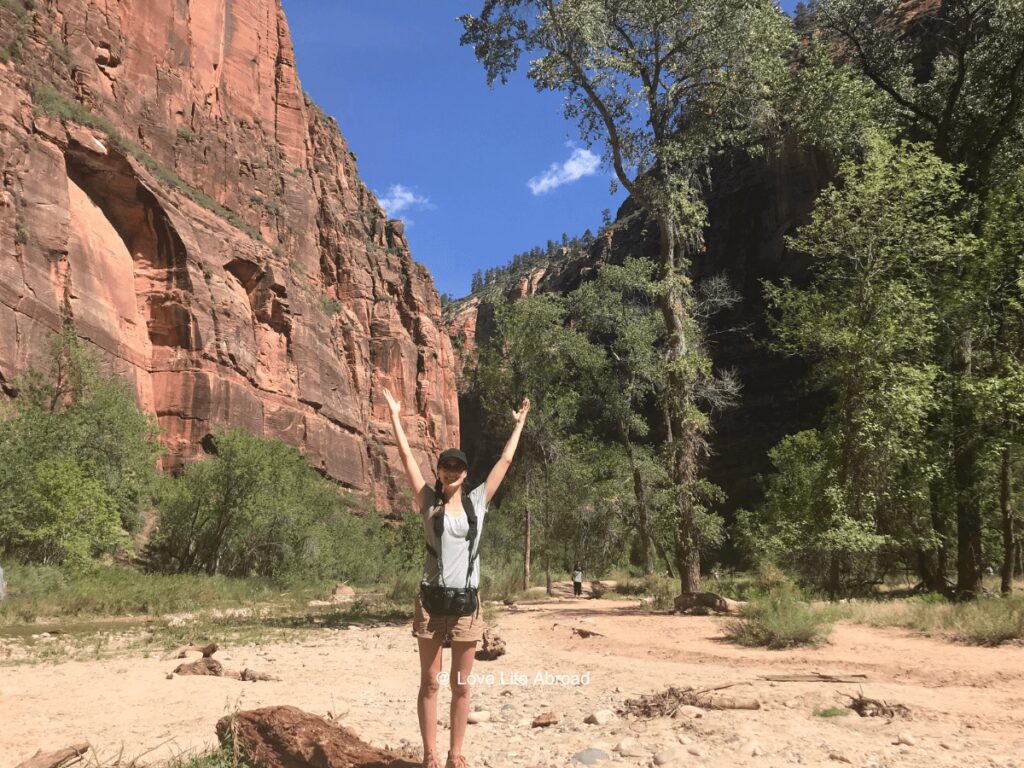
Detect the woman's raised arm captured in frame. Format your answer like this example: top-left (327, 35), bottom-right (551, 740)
top-left (383, 387), bottom-right (428, 507)
top-left (484, 398), bottom-right (530, 505)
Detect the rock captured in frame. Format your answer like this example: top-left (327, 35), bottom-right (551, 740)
top-left (676, 734), bottom-right (694, 745)
top-left (330, 585), bottom-right (355, 603)
top-left (829, 751), bottom-right (853, 763)
top-left (467, 711), bottom-right (490, 724)
top-left (569, 748), bottom-right (610, 765)
top-left (173, 658), bottom-right (223, 676)
top-left (654, 748), bottom-right (683, 765)
top-left (686, 745), bottom-right (707, 757)
top-left (532, 711), bottom-right (561, 728)
top-left (584, 709), bottom-right (615, 726)
top-left (613, 738), bottom-right (647, 758)
top-left (216, 706), bottom-right (407, 768)
top-left (677, 705), bottom-right (704, 718)
top-left (895, 732), bottom-right (916, 746)
top-left (739, 740), bottom-right (763, 756)
top-left (475, 628), bottom-right (506, 661)
top-left (165, 673), bottom-right (174, 680)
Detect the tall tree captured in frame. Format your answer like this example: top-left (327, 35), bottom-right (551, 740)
top-left (816, 0), bottom-right (1024, 597)
top-left (461, 0), bottom-right (792, 592)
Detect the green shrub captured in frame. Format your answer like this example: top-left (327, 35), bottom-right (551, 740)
top-left (47, 34), bottom-right (71, 66)
top-left (176, 127), bottom-right (196, 143)
top-left (724, 585), bottom-right (835, 649)
top-left (949, 596), bottom-right (1024, 646)
top-left (320, 296), bottom-right (342, 316)
top-left (0, 327), bottom-right (161, 564)
top-left (813, 707), bottom-right (850, 718)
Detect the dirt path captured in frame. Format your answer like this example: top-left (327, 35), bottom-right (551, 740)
top-left (3, 599), bottom-right (1022, 767)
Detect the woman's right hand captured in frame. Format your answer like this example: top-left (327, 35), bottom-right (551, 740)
top-left (383, 387), bottom-right (400, 416)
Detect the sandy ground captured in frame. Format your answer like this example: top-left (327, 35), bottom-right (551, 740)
top-left (3, 599), bottom-right (1024, 768)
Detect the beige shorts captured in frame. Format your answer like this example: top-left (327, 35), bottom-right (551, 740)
top-left (412, 593), bottom-right (485, 644)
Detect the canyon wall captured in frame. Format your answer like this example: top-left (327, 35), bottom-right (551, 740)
top-left (0, 0), bottom-right (458, 506)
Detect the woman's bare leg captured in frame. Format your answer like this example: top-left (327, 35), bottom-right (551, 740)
top-left (417, 636), bottom-right (444, 763)
top-left (448, 641), bottom-right (478, 758)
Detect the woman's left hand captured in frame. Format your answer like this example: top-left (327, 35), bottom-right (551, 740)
top-left (513, 397), bottom-right (530, 425)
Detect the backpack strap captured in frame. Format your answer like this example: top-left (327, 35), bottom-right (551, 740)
top-left (464, 490), bottom-right (478, 590)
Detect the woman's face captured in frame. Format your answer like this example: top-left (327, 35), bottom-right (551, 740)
top-left (438, 459), bottom-right (468, 490)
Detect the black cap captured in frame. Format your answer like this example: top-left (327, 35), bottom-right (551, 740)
top-left (437, 448), bottom-right (468, 469)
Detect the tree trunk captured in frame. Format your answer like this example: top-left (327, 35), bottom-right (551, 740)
top-left (623, 435), bottom-right (652, 574)
top-left (953, 357), bottom-right (983, 599)
top-left (654, 210), bottom-right (703, 595)
top-left (828, 555), bottom-right (842, 599)
top-left (1000, 443), bottom-right (1014, 595)
top-left (523, 482), bottom-right (532, 591)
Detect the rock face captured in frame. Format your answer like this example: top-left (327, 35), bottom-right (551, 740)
top-left (0, 0), bottom-right (458, 505)
top-left (445, 144), bottom-right (832, 518)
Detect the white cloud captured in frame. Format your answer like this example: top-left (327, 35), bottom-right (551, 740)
top-left (376, 184), bottom-right (432, 217)
top-left (527, 147), bottom-right (601, 195)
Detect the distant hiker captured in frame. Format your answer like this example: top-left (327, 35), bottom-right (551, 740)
top-left (383, 387), bottom-right (530, 768)
top-left (572, 562), bottom-right (584, 598)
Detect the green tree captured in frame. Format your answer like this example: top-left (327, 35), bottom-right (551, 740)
top-left (0, 326), bottom-right (160, 565)
top-left (461, 0), bottom-right (792, 592)
top-left (816, 0), bottom-right (1024, 597)
top-left (475, 295), bottom-right (604, 590)
top-left (755, 138), bottom-right (976, 594)
top-left (150, 429), bottom-right (363, 579)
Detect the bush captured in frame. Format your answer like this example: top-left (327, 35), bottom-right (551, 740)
top-left (949, 596), bottom-right (1024, 646)
top-left (0, 328), bottom-right (161, 565)
top-left (149, 430), bottom-right (421, 585)
top-left (724, 584), bottom-right (835, 649)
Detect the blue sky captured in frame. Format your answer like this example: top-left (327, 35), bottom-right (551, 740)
top-left (282, 1), bottom-right (799, 299)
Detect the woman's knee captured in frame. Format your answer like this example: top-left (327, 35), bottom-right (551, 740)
top-left (419, 673), bottom-right (441, 697)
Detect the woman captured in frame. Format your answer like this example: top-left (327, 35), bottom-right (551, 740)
top-left (383, 387), bottom-right (530, 768)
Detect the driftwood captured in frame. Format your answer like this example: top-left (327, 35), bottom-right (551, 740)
top-left (760, 673), bottom-right (868, 683)
top-left (571, 627), bottom-right (604, 639)
top-left (847, 691), bottom-right (911, 719)
top-left (14, 743), bottom-right (90, 768)
top-left (620, 684), bottom-right (758, 718)
top-left (162, 642), bottom-right (219, 660)
top-left (673, 592), bottom-right (745, 614)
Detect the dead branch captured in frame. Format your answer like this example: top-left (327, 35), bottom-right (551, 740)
top-left (846, 691), bottom-right (912, 719)
top-left (14, 743), bottom-right (90, 768)
top-left (759, 673), bottom-right (868, 683)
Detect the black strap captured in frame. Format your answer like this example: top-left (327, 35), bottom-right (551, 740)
top-left (425, 489), bottom-right (479, 589)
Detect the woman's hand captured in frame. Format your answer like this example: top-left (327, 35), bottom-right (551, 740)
top-left (512, 397), bottom-right (530, 425)
top-left (383, 387), bottom-right (401, 416)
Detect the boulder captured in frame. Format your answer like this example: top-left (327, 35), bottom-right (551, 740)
top-left (216, 706), bottom-right (418, 768)
top-left (475, 628), bottom-right (506, 661)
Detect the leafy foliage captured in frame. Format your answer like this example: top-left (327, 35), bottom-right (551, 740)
top-left (0, 328), bottom-right (161, 566)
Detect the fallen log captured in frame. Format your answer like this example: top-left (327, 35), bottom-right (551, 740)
top-left (14, 743), bottom-right (90, 768)
top-left (162, 642), bottom-right (219, 660)
top-left (673, 592), bottom-right (745, 614)
top-left (759, 673), bottom-right (868, 683)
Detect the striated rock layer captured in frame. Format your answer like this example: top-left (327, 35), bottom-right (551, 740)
top-left (0, 0), bottom-right (457, 506)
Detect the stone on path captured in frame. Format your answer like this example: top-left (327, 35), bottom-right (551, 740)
top-left (569, 748), bottom-right (609, 766)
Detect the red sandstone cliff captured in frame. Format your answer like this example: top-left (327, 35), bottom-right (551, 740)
top-left (0, 0), bottom-right (458, 506)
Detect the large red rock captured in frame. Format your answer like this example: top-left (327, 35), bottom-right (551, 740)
top-left (0, 1), bottom-right (458, 507)
top-left (215, 706), bottom-right (418, 768)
